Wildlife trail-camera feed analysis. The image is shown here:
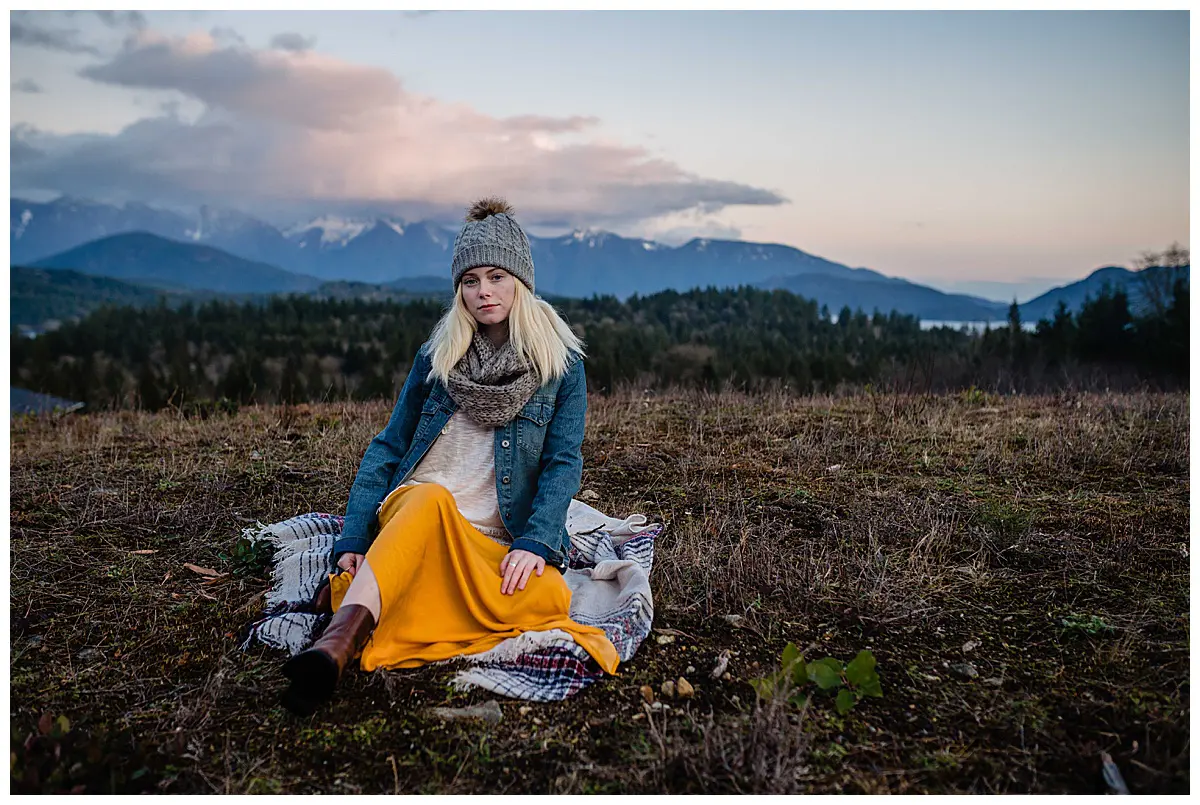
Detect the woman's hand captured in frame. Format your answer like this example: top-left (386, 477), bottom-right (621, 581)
top-left (499, 549), bottom-right (545, 595)
top-left (337, 552), bottom-right (365, 576)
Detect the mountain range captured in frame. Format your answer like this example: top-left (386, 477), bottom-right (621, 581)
top-left (12, 196), bottom-right (1182, 323)
top-left (9, 263), bottom-right (459, 332)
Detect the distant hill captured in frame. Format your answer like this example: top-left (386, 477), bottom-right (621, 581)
top-left (11, 265), bottom-right (454, 333)
top-left (756, 273), bottom-right (1007, 322)
top-left (1018, 264), bottom-right (1190, 321)
top-left (383, 274), bottom-right (455, 294)
top-left (31, 232), bottom-right (325, 295)
top-left (10, 266), bottom-right (196, 330)
top-left (312, 275), bottom-right (451, 302)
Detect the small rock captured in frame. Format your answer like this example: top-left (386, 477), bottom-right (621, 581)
top-left (983, 677), bottom-right (1004, 687)
top-left (579, 489), bottom-right (600, 502)
top-left (518, 706), bottom-right (532, 716)
top-left (660, 680), bottom-right (675, 698)
top-left (686, 665), bottom-right (696, 674)
top-left (639, 685), bottom-right (655, 704)
top-left (676, 677), bottom-right (695, 698)
top-left (429, 701), bottom-right (503, 723)
top-left (250, 450), bottom-right (263, 460)
top-left (722, 614), bottom-right (745, 627)
top-left (722, 672), bottom-right (731, 681)
top-left (963, 640), bottom-right (981, 654)
top-left (656, 634), bottom-right (676, 645)
top-left (77, 648), bottom-right (103, 662)
top-left (711, 651), bottom-right (730, 679)
top-left (950, 663), bottom-right (979, 680)
top-left (650, 701), bottom-right (663, 711)
top-left (1101, 751), bottom-right (1130, 795)
top-left (826, 464), bottom-right (843, 473)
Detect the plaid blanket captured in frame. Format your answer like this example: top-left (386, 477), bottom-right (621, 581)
top-left (239, 500), bottom-right (661, 702)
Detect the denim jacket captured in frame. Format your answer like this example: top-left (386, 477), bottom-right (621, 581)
top-left (334, 340), bottom-right (587, 571)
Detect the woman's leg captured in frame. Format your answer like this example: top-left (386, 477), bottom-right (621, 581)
top-left (280, 488), bottom-right (430, 716)
top-left (281, 565), bottom-right (381, 716)
top-left (339, 559), bottom-right (382, 622)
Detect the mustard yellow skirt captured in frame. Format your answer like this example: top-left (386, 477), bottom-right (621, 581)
top-left (329, 482), bottom-right (619, 674)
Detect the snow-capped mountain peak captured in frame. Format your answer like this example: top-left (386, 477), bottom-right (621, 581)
top-left (283, 216), bottom-right (408, 248)
top-left (417, 221), bottom-right (449, 246)
top-left (186, 205), bottom-right (274, 241)
top-left (565, 228), bottom-right (613, 248)
top-left (12, 208), bottom-right (33, 240)
top-left (284, 216), bottom-right (372, 247)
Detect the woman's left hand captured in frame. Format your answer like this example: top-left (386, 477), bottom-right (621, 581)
top-left (499, 549), bottom-right (545, 595)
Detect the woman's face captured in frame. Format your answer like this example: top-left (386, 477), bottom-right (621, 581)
top-left (460, 265), bottom-right (516, 328)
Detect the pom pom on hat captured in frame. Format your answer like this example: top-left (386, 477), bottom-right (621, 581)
top-left (465, 196), bottom-right (516, 222)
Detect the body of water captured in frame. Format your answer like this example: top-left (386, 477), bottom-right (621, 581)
top-left (920, 320), bottom-right (1038, 333)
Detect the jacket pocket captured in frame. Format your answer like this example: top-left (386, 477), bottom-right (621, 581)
top-left (414, 396), bottom-right (441, 434)
top-left (515, 398), bottom-right (552, 457)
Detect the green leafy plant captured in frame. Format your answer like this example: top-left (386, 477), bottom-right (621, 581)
top-left (959, 385), bottom-right (997, 406)
top-left (1061, 613), bottom-right (1116, 635)
top-left (750, 643), bottom-right (883, 714)
top-left (217, 537), bottom-right (276, 579)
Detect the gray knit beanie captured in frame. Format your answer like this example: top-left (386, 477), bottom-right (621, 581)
top-left (451, 197), bottom-right (535, 293)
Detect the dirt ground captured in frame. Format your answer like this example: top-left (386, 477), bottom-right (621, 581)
top-left (10, 388), bottom-right (1190, 793)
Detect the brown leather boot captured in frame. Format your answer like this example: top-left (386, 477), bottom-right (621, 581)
top-left (280, 604), bottom-right (376, 716)
top-left (307, 576), bottom-right (333, 615)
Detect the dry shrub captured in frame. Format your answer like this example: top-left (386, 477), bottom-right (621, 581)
top-left (673, 697), bottom-right (811, 794)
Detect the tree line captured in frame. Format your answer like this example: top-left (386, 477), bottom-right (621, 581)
top-left (10, 260), bottom-right (1188, 412)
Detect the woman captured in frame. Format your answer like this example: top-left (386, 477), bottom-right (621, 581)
top-left (281, 197), bottom-right (618, 716)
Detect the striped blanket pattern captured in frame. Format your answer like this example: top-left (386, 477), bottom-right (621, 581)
top-left (239, 502), bottom-right (660, 702)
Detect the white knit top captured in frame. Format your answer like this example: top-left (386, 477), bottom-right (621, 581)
top-left (399, 409), bottom-right (512, 543)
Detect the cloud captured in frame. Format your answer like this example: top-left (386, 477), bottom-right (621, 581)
top-left (270, 32), bottom-right (316, 52)
top-left (10, 10), bottom-right (144, 57)
top-left (10, 18), bottom-right (103, 57)
top-left (209, 26), bottom-right (246, 46)
top-left (80, 30), bottom-right (404, 130)
top-left (92, 11), bottom-right (147, 29)
top-left (16, 29), bottom-right (786, 229)
top-left (11, 79), bottom-right (43, 94)
top-left (501, 114), bottom-right (600, 133)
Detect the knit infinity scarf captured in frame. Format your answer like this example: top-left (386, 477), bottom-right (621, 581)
top-left (445, 330), bottom-right (541, 427)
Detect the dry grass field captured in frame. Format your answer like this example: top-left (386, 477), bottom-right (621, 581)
top-left (10, 388), bottom-right (1189, 793)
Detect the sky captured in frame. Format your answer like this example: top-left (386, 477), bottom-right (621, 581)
top-left (9, 9), bottom-right (1190, 299)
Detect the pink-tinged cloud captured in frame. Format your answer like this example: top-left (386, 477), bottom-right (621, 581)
top-left (80, 30), bottom-right (404, 131)
top-left (15, 29), bottom-right (785, 228)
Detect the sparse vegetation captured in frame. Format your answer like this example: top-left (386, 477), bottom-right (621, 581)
top-left (10, 388), bottom-right (1189, 793)
top-left (751, 645), bottom-right (883, 714)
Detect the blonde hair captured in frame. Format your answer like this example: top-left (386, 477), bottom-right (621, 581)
top-left (427, 278), bottom-right (586, 385)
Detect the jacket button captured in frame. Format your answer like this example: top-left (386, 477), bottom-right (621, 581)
top-left (502, 439), bottom-right (510, 448)
top-left (502, 476), bottom-right (510, 484)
